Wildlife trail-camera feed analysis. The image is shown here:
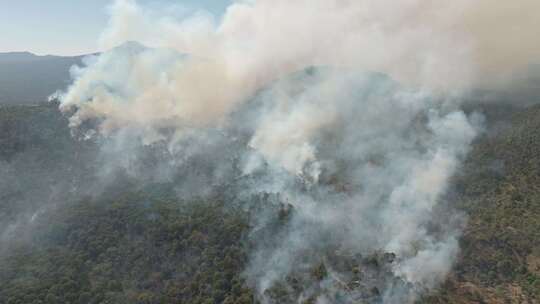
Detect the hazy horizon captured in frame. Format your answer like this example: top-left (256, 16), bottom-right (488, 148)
top-left (0, 0), bottom-right (231, 56)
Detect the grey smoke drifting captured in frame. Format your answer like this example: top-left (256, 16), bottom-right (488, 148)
top-left (55, 0), bottom-right (540, 302)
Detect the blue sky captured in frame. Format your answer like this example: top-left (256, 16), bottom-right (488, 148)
top-left (0, 0), bottom-right (231, 56)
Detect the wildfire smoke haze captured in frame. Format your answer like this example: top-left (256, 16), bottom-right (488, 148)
top-left (51, 0), bottom-right (540, 303)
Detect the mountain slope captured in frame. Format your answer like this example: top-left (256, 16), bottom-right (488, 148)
top-left (0, 52), bottom-right (85, 105)
top-left (424, 104), bottom-right (540, 303)
top-left (0, 99), bottom-right (539, 303)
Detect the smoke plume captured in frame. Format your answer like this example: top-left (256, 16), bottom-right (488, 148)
top-left (54, 0), bottom-right (540, 302)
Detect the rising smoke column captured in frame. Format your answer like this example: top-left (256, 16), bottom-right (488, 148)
top-left (236, 68), bottom-right (481, 303)
top-left (55, 0), bottom-right (540, 303)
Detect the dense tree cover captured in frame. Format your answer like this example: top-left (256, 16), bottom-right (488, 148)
top-left (0, 194), bottom-right (255, 304)
top-left (0, 102), bottom-right (98, 242)
top-left (0, 190), bottom-right (404, 304)
top-left (0, 101), bottom-right (82, 160)
top-left (423, 105), bottom-right (540, 303)
top-left (0, 102), bottom-right (539, 303)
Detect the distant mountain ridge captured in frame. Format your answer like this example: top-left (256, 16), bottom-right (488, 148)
top-left (0, 42), bottom-right (150, 105)
top-left (0, 51), bottom-right (74, 63)
top-left (0, 51), bottom-right (88, 105)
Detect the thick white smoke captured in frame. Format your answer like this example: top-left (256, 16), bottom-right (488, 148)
top-left (55, 0), bottom-right (540, 303)
top-left (239, 70), bottom-right (480, 302)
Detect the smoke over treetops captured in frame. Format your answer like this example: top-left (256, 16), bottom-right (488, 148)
top-left (53, 0), bottom-right (540, 303)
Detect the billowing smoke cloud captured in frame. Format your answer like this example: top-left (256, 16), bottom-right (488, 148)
top-left (54, 0), bottom-right (539, 302)
top-left (237, 70), bottom-right (481, 302)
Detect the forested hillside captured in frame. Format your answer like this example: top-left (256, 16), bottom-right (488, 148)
top-left (425, 104), bottom-right (540, 303)
top-left (0, 196), bottom-right (254, 304)
top-left (0, 102), bottom-right (538, 303)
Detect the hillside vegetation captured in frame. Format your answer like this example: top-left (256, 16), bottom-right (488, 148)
top-left (424, 104), bottom-right (540, 303)
top-left (0, 102), bottom-right (538, 303)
